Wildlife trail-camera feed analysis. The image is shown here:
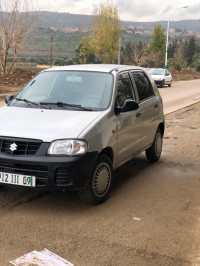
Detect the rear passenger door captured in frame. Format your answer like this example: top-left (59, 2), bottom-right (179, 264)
top-left (116, 72), bottom-right (143, 166)
top-left (131, 71), bottom-right (159, 149)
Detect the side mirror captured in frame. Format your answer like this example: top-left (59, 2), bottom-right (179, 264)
top-left (5, 94), bottom-right (14, 104)
top-left (115, 99), bottom-right (139, 115)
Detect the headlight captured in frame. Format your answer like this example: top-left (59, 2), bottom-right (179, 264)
top-left (48, 139), bottom-right (88, 155)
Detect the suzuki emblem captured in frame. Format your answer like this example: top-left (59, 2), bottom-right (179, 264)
top-left (10, 143), bottom-right (17, 152)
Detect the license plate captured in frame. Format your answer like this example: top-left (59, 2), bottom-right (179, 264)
top-left (0, 172), bottom-right (36, 187)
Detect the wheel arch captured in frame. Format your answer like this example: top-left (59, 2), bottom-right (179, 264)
top-left (158, 122), bottom-right (165, 136)
top-left (99, 147), bottom-right (114, 163)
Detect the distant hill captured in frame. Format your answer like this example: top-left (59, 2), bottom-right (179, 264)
top-left (121, 20), bottom-right (200, 33)
top-left (33, 11), bottom-right (200, 32)
top-left (33, 11), bottom-right (93, 30)
top-left (14, 11), bottom-right (200, 64)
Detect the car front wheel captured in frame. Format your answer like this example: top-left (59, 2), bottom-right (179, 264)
top-left (78, 154), bottom-right (113, 205)
top-left (146, 128), bottom-right (163, 162)
top-left (160, 80), bottom-right (165, 88)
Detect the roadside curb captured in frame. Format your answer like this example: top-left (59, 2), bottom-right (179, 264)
top-left (164, 99), bottom-right (200, 115)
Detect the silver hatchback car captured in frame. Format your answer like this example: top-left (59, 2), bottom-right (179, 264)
top-left (0, 64), bottom-right (164, 204)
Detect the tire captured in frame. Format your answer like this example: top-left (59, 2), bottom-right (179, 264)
top-left (146, 129), bottom-right (163, 163)
top-left (168, 81), bottom-right (172, 87)
top-left (78, 154), bottom-right (113, 205)
top-left (160, 80), bottom-right (165, 88)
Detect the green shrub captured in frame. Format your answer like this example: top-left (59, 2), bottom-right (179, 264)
top-left (193, 53), bottom-right (200, 72)
top-left (168, 58), bottom-right (187, 71)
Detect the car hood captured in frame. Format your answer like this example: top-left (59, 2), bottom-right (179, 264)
top-left (150, 74), bottom-right (164, 79)
top-left (0, 106), bottom-right (102, 142)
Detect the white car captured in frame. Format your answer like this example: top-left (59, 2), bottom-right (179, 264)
top-left (148, 68), bottom-right (172, 88)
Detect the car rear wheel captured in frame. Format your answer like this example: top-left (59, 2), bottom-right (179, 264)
top-left (146, 128), bottom-right (163, 163)
top-left (78, 154), bottom-right (113, 205)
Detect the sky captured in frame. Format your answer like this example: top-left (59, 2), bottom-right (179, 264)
top-left (37, 0), bottom-right (200, 22)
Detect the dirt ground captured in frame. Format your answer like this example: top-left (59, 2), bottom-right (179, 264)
top-left (0, 83), bottom-right (200, 264)
top-left (0, 69), bottom-right (37, 87)
top-left (169, 67), bottom-right (200, 81)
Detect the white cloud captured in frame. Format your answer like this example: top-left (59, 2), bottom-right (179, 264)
top-left (36, 0), bottom-right (200, 21)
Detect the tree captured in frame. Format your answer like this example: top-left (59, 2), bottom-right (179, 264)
top-left (90, 1), bottom-right (122, 64)
top-left (184, 36), bottom-right (196, 66)
top-left (149, 24), bottom-right (166, 67)
top-left (54, 57), bottom-right (73, 66)
top-left (121, 41), bottom-right (147, 66)
top-left (168, 58), bottom-right (187, 71)
top-left (75, 36), bottom-right (96, 64)
top-left (172, 39), bottom-right (188, 70)
top-left (193, 52), bottom-right (200, 72)
top-left (0, 0), bottom-right (37, 75)
top-left (168, 40), bottom-right (178, 59)
top-left (174, 41), bottom-right (184, 60)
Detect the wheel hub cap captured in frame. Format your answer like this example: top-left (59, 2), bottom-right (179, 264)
top-left (92, 163), bottom-right (111, 197)
top-left (155, 133), bottom-right (162, 156)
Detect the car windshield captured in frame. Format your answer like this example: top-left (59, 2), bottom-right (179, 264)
top-left (148, 69), bottom-right (165, 75)
top-left (9, 71), bottom-right (113, 111)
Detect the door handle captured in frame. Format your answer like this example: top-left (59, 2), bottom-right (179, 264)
top-left (136, 112), bottom-right (141, 118)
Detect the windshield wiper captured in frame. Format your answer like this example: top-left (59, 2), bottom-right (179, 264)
top-left (15, 98), bottom-right (51, 109)
top-left (40, 102), bottom-right (93, 111)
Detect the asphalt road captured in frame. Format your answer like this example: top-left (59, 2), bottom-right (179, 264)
top-left (159, 79), bottom-right (200, 114)
top-left (0, 79), bottom-right (200, 265)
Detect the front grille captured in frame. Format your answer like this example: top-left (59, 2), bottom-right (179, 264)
top-left (56, 167), bottom-right (75, 187)
top-left (0, 161), bottom-right (48, 188)
top-left (0, 138), bottom-right (41, 156)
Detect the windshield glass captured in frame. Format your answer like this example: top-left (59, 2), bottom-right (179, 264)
top-left (148, 69), bottom-right (165, 75)
top-left (9, 71), bottom-right (113, 111)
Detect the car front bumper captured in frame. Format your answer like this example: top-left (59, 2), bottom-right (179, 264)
top-left (153, 79), bottom-right (164, 85)
top-left (0, 152), bottom-right (99, 191)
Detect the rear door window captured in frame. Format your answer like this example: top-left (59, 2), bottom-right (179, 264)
top-left (131, 72), bottom-right (154, 102)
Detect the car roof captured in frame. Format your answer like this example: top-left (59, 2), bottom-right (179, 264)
top-left (44, 64), bottom-right (145, 73)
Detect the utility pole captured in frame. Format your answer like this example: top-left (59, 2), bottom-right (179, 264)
top-left (49, 32), bottom-right (56, 68)
top-left (164, 6), bottom-right (189, 69)
top-left (164, 19), bottom-right (169, 69)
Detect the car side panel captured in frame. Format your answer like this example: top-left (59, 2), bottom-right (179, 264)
top-left (139, 95), bottom-right (160, 149)
top-left (116, 109), bottom-right (142, 166)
